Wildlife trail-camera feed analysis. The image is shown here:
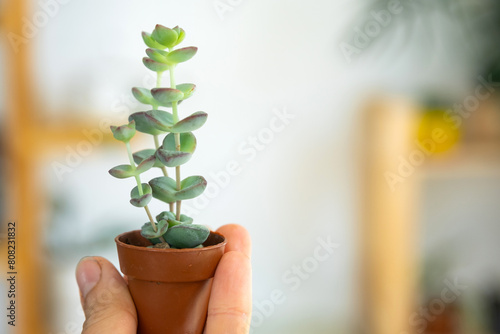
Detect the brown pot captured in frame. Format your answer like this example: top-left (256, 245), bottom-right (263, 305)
top-left (115, 230), bottom-right (226, 334)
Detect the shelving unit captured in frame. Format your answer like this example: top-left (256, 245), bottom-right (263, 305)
top-left (0, 1), bottom-right (114, 332)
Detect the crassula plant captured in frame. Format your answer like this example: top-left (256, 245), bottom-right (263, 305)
top-left (109, 24), bottom-right (209, 249)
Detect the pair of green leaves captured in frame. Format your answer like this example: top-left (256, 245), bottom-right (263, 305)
top-left (132, 84), bottom-right (196, 108)
top-left (149, 175), bottom-right (207, 204)
top-left (146, 47), bottom-right (197, 65)
top-left (129, 110), bottom-right (207, 136)
top-left (143, 47), bottom-right (198, 72)
top-left (132, 133), bottom-right (197, 169)
top-left (142, 222), bottom-right (210, 249)
top-left (156, 211), bottom-right (193, 227)
top-left (133, 149), bottom-right (164, 169)
top-left (122, 171), bottom-right (205, 207)
top-left (116, 153), bottom-right (206, 203)
top-left (108, 155), bottom-right (156, 179)
top-left (156, 132), bottom-right (197, 167)
top-left (141, 210), bottom-right (210, 249)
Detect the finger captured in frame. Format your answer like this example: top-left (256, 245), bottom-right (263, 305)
top-left (205, 251), bottom-right (252, 334)
top-left (76, 256), bottom-right (137, 334)
top-left (216, 224), bottom-right (251, 258)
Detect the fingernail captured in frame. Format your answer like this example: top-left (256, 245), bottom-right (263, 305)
top-left (76, 257), bottom-right (102, 299)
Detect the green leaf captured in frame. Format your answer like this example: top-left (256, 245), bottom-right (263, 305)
top-left (171, 111), bottom-right (207, 133)
top-left (170, 214), bottom-right (193, 226)
top-left (179, 176), bottom-right (207, 200)
top-left (110, 120), bottom-right (136, 143)
top-left (178, 214), bottom-right (193, 224)
top-left (156, 132), bottom-right (196, 167)
top-left (132, 87), bottom-right (155, 106)
top-left (156, 211), bottom-right (176, 223)
top-left (131, 183), bottom-right (152, 198)
top-left (143, 57), bottom-right (169, 72)
top-left (133, 149), bottom-right (164, 168)
top-left (129, 112), bottom-right (162, 135)
top-left (149, 175), bottom-right (207, 203)
top-left (164, 224), bottom-right (209, 248)
top-left (130, 194), bottom-right (152, 207)
top-left (166, 47), bottom-right (197, 64)
top-left (130, 183), bottom-right (152, 207)
top-left (176, 83), bottom-right (196, 100)
top-left (156, 149), bottom-right (192, 167)
top-left (133, 149), bottom-right (154, 164)
top-left (140, 220), bottom-right (169, 240)
top-left (163, 132), bottom-right (197, 153)
top-left (146, 110), bottom-right (174, 132)
top-left (152, 25), bottom-right (178, 48)
top-left (146, 48), bottom-right (169, 63)
top-left (109, 165), bottom-right (135, 179)
top-left (136, 155), bottom-right (156, 174)
top-left (156, 211), bottom-right (193, 227)
top-left (142, 31), bottom-right (167, 49)
top-left (172, 26), bottom-right (185, 46)
top-left (129, 110), bottom-right (173, 135)
top-left (149, 176), bottom-right (178, 203)
top-left (151, 88), bottom-right (184, 106)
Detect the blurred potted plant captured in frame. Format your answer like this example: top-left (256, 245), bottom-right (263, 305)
top-left (349, 0), bottom-right (500, 78)
top-left (109, 24), bottom-right (226, 334)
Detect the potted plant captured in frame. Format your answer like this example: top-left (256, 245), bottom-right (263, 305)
top-left (109, 24), bottom-right (227, 334)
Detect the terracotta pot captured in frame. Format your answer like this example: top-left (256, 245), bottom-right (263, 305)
top-left (115, 230), bottom-right (226, 334)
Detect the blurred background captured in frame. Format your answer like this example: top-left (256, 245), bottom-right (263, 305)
top-left (1, 0), bottom-right (500, 333)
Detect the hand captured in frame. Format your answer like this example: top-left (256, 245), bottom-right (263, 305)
top-left (76, 224), bottom-right (252, 334)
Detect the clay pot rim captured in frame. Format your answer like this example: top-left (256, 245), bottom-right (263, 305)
top-left (115, 229), bottom-right (227, 253)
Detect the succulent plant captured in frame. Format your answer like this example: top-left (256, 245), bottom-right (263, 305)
top-left (109, 24), bottom-right (209, 249)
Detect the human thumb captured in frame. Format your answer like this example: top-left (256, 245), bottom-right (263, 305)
top-left (76, 256), bottom-right (137, 334)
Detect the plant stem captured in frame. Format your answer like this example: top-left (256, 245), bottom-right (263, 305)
top-left (153, 134), bottom-right (161, 148)
top-left (169, 66), bottom-right (179, 123)
top-left (151, 71), bottom-right (162, 110)
top-left (145, 206), bottom-right (166, 242)
top-left (126, 142), bottom-right (143, 196)
top-left (144, 205), bottom-right (157, 232)
top-left (154, 71), bottom-right (174, 213)
top-left (127, 142), bottom-right (158, 234)
top-left (154, 134), bottom-right (169, 175)
top-left (157, 71), bottom-right (163, 88)
top-left (153, 70), bottom-right (166, 178)
top-left (169, 64), bottom-right (182, 220)
top-left (154, 134), bottom-right (174, 212)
